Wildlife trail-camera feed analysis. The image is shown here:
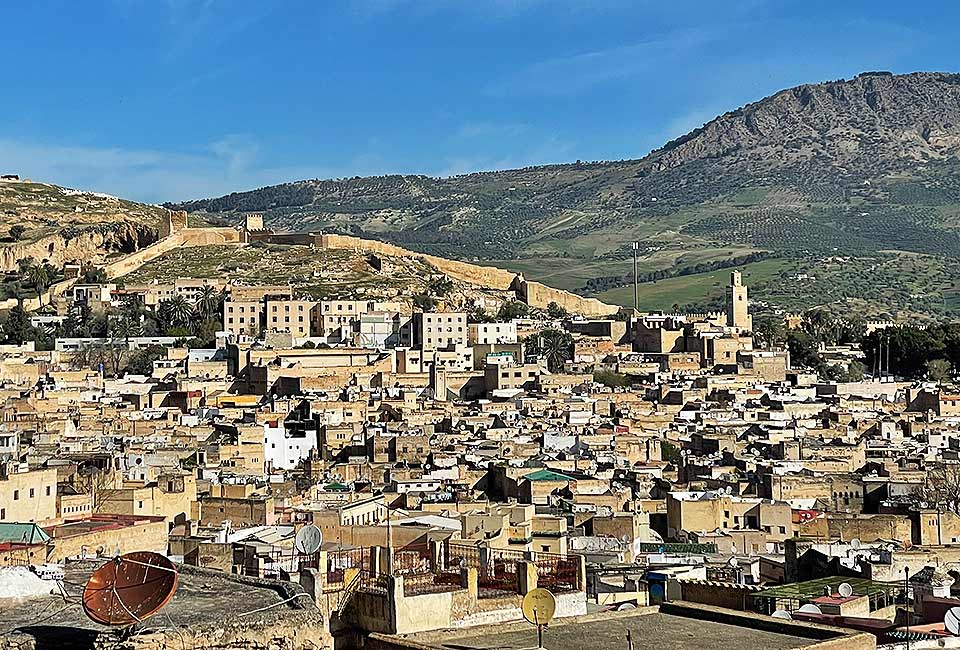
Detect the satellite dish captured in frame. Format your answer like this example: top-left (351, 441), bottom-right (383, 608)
top-left (294, 524), bottom-right (323, 555)
top-left (522, 588), bottom-right (557, 626)
top-left (838, 582), bottom-right (853, 598)
top-left (798, 604), bottom-right (823, 615)
top-left (850, 538), bottom-right (862, 550)
top-left (617, 602), bottom-right (637, 611)
top-left (771, 610), bottom-right (793, 620)
top-left (730, 543), bottom-right (738, 554)
top-left (82, 552), bottom-right (178, 626)
top-left (729, 557), bottom-right (739, 568)
top-left (946, 607), bottom-right (960, 636)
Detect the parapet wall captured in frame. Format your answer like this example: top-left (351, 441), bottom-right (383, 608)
top-left (318, 234), bottom-right (618, 316)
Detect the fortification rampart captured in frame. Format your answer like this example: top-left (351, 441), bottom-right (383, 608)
top-left (318, 233), bottom-right (618, 316)
top-left (104, 227), bottom-right (243, 279)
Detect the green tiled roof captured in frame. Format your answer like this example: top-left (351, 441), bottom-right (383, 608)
top-left (0, 523), bottom-right (51, 545)
top-left (523, 469), bottom-right (572, 482)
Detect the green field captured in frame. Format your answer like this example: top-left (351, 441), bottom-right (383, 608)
top-left (597, 259), bottom-right (790, 311)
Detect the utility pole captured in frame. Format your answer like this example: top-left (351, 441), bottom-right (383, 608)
top-left (905, 566), bottom-right (911, 650)
top-left (886, 332), bottom-right (891, 382)
top-left (632, 241), bottom-right (639, 312)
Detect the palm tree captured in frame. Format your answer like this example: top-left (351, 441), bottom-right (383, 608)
top-left (195, 285), bottom-right (221, 320)
top-left (160, 295), bottom-right (195, 330)
top-left (525, 328), bottom-right (573, 373)
top-left (28, 263), bottom-right (52, 306)
top-left (16, 256), bottom-right (35, 277)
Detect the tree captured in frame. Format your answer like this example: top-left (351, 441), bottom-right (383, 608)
top-left (525, 328), bottom-right (573, 373)
top-left (124, 345), bottom-right (165, 376)
top-left (594, 369), bottom-right (629, 388)
top-left (752, 313), bottom-right (786, 348)
top-left (9, 225), bottom-right (26, 241)
top-left (413, 293), bottom-right (436, 311)
top-left (497, 300), bottom-right (530, 321)
top-left (546, 302), bottom-right (569, 320)
top-left (158, 295), bottom-right (194, 331)
top-left (1, 303), bottom-right (33, 344)
top-left (913, 462), bottom-right (960, 514)
top-left (82, 268), bottom-right (108, 284)
top-left (786, 330), bottom-right (822, 370)
top-left (927, 358), bottom-right (953, 383)
top-left (195, 285), bottom-right (223, 320)
top-left (661, 440), bottom-right (682, 465)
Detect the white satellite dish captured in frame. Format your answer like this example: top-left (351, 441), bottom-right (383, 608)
top-left (617, 602), bottom-right (637, 611)
top-left (838, 582), bottom-right (853, 598)
top-left (730, 543), bottom-right (738, 554)
top-left (798, 604), bottom-right (823, 615)
top-left (771, 610), bottom-right (792, 620)
top-left (850, 538), bottom-right (862, 550)
top-left (946, 607), bottom-right (960, 636)
top-left (294, 524), bottom-right (323, 555)
top-left (729, 557), bottom-right (739, 568)
top-left (943, 607), bottom-right (960, 636)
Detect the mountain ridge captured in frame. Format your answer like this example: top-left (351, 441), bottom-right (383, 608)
top-left (166, 71), bottom-right (960, 319)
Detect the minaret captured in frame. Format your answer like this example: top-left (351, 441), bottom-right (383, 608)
top-left (725, 271), bottom-right (752, 330)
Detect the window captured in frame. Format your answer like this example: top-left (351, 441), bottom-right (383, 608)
top-left (29, 488), bottom-right (34, 498)
top-left (46, 486), bottom-right (51, 496)
top-left (13, 490), bottom-right (18, 501)
top-left (778, 526), bottom-right (786, 534)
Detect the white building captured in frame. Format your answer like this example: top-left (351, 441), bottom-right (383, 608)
top-left (263, 419), bottom-right (316, 471)
top-left (468, 322), bottom-right (518, 345)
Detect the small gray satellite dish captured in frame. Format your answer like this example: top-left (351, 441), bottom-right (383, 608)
top-left (838, 582), bottom-right (853, 598)
top-left (771, 610), bottom-right (792, 620)
top-left (798, 604), bottom-right (823, 615)
top-left (946, 607), bottom-right (960, 636)
top-left (294, 524), bottom-right (323, 555)
top-left (850, 538), bottom-right (862, 550)
top-left (729, 557), bottom-right (739, 568)
top-left (730, 543), bottom-right (738, 554)
top-left (617, 602), bottom-right (637, 611)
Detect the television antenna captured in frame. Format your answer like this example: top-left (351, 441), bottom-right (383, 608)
top-left (771, 610), bottom-right (792, 620)
top-left (838, 582), bottom-right (853, 598)
top-left (82, 552), bottom-right (178, 626)
top-left (945, 607), bottom-right (960, 635)
top-left (798, 604), bottom-right (823, 615)
top-left (294, 524), bottom-right (323, 555)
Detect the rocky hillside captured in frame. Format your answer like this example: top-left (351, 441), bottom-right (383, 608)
top-left (0, 178), bottom-right (166, 270)
top-left (168, 72), bottom-right (960, 319)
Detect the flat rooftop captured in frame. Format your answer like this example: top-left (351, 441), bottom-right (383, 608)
top-left (0, 559), bottom-right (318, 650)
top-left (401, 610), bottom-right (816, 650)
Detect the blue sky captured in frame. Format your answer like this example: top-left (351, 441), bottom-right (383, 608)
top-left (1, 0), bottom-right (958, 203)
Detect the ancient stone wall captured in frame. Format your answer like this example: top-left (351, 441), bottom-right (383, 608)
top-left (318, 234), bottom-right (619, 316)
top-left (103, 227), bottom-right (243, 279)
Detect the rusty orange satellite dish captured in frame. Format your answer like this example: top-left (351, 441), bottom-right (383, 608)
top-left (82, 552), bottom-right (178, 625)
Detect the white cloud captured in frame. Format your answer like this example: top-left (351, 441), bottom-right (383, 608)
top-left (485, 29), bottom-right (715, 96)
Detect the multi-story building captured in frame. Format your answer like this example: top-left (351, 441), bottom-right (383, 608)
top-left (468, 322), bottom-right (518, 345)
top-left (0, 465), bottom-right (58, 524)
top-left (265, 299), bottom-right (317, 339)
top-left (409, 312), bottom-right (468, 350)
top-left (223, 300), bottom-right (264, 338)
